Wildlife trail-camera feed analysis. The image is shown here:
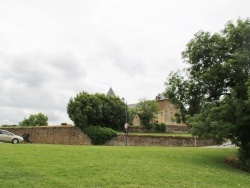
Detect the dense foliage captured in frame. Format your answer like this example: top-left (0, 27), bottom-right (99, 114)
top-left (83, 126), bottom-right (117, 145)
top-left (67, 92), bottom-right (126, 130)
top-left (151, 123), bottom-right (166, 132)
top-left (164, 18), bottom-right (250, 171)
top-left (129, 98), bottom-right (160, 127)
top-left (19, 113), bottom-right (48, 126)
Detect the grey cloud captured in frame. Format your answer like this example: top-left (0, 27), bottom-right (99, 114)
top-left (0, 51), bottom-right (86, 125)
top-left (0, 0), bottom-right (249, 125)
top-left (44, 109), bottom-right (72, 125)
top-left (0, 83), bottom-right (72, 125)
top-left (0, 107), bottom-right (24, 125)
top-left (3, 51), bottom-right (87, 88)
top-left (8, 54), bottom-right (56, 88)
top-left (48, 51), bottom-right (86, 78)
top-left (97, 41), bottom-right (146, 76)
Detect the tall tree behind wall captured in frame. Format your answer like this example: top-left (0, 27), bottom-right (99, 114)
top-left (164, 18), bottom-right (250, 171)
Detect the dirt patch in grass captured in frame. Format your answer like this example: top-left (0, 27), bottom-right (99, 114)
top-left (223, 154), bottom-right (239, 167)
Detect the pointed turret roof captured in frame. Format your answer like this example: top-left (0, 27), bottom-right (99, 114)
top-left (107, 87), bottom-right (115, 96)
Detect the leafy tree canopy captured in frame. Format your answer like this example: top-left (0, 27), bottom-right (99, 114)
top-left (19, 113), bottom-right (48, 126)
top-left (131, 98), bottom-right (160, 127)
top-left (164, 18), bottom-right (250, 171)
top-left (67, 92), bottom-right (126, 130)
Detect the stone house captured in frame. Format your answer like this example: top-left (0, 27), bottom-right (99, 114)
top-left (129, 93), bottom-right (183, 126)
top-left (155, 93), bottom-right (182, 125)
top-left (106, 88), bottom-right (183, 126)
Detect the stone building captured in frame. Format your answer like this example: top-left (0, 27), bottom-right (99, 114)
top-left (130, 93), bottom-right (183, 126)
top-left (105, 88), bottom-right (183, 126)
top-left (155, 93), bottom-right (181, 125)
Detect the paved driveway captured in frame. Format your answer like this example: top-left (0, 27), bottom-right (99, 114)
top-left (201, 141), bottom-right (237, 148)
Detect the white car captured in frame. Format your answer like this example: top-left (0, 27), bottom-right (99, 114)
top-left (0, 130), bottom-right (24, 144)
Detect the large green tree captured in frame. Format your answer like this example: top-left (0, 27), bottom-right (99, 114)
top-left (19, 113), bottom-right (48, 126)
top-left (67, 92), bottom-right (126, 130)
top-left (164, 18), bottom-right (250, 171)
top-left (131, 98), bottom-right (160, 127)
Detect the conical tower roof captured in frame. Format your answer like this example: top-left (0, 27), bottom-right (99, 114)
top-left (107, 87), bottom-right (115, 96)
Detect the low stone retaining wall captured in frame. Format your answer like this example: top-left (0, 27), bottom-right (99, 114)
top-left (4, 126), bottom-right (91, 145)
top-left (166, 125), bottom-right (190, 133)
top-left (3, 126), bottom-right (215, 147)
top-left (129, 125), bottom-right (190, 134)
top-left (106, 134), bottom-right (216, 147)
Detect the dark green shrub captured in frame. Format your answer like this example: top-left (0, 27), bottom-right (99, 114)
top-left (238, 145), bottom-right (250, 172)
top-left (1, 125), bottom-right (18, 127)
top-left (67, 92), bottom-right (126, 130)
top-left (83, 126), bottom-right (117, 145)
top-left (224, 150), bottom-right (250, 173)
top-left (223, 155), bottom-right (240, 169)
top-left (151, 123), bottom-right (166, 132)
top-left (19, 113), bottom-right (48, 126)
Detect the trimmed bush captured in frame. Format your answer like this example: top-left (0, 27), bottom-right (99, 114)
top-left (151, 123), bottom-right (166, 132)
top-left (83, 126), bottom-right (117, 145)
top-left (238, 147), bottom-right (250, 172)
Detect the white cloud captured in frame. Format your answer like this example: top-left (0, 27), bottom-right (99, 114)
top-left (0, 0), bottom-right (249, 125)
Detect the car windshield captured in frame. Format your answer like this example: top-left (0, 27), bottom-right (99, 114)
top-left (0, 130), bottom-right (13, 136)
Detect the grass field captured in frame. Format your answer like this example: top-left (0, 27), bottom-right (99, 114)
top-left (0, 143), bottom-right (249, 188)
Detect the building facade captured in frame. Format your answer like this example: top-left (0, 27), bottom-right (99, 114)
top-left (156, 95), bottom-right (180, 125)
top-left (106, 88), bottom-right (183, 126)
top-left (131, 94), bottom-right (183, 126)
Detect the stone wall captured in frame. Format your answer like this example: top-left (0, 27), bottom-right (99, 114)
top-left (166, 125), bottom-right (190, 133)
top-left (3, 126), bottom-right (215, 147)
top-left (106, 134), bottom-right (216, 147)
top-left (4, 126), bottom-right (91, 145)
top-left (129, 125), bottom-right (190, 134)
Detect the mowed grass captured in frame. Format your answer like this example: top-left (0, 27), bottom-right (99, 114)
top-left (0, 144), bottom-right (249, 188)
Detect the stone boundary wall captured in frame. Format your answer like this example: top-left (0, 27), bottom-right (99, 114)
top-left (106, 134), bottom-right (216, 147)
top-left (3, 126), bottom-right (215, 147)
top-left (129, 125), bottom-right (190, 134)
top-left (4, 126), bottom-right (91, 145)
top-left (166, 125), bottom-right (190, 133)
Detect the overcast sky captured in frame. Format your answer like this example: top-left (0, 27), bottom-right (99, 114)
top-left (0, 0), bottom-right (249, 125)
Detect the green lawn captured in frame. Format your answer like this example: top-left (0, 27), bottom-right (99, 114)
top-left (0, 143), bottom-right (249, 188)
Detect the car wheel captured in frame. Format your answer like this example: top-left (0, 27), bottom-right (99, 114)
top-left (12, 138), bottom-right (19, 144)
